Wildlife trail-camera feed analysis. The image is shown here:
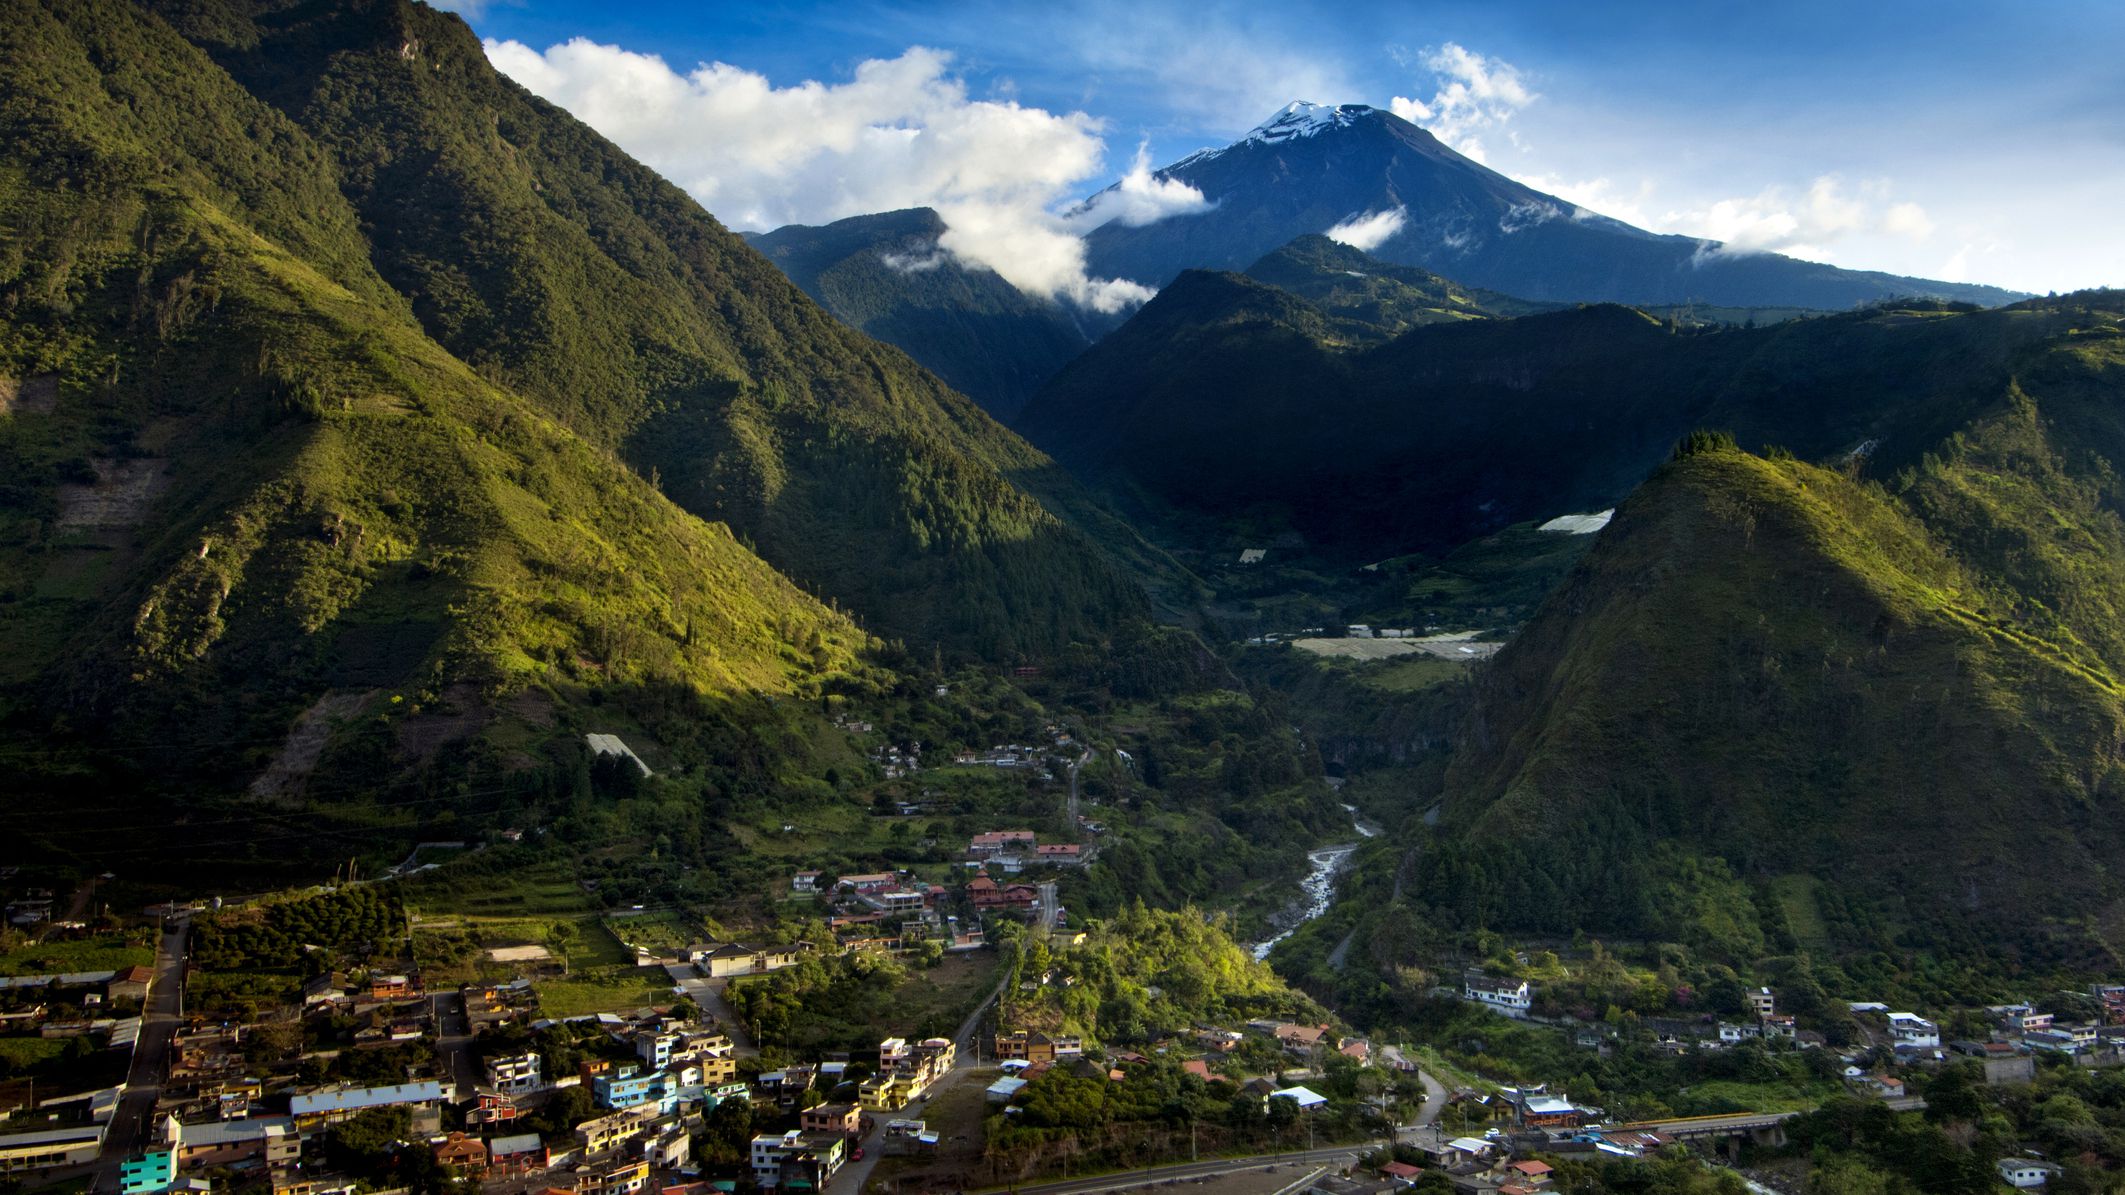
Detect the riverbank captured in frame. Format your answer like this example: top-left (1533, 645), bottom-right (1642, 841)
top-left (1251, 804), bottom-right (1379, 960)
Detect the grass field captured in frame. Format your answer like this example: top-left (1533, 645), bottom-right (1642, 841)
top-left (879, 953), bottom-right (1001, 1041)
top-left (1770, 875), bottom-right (1833, 950)
top-left (604, 909), bottom-right (702, 956)
top-left (1290, 637), bottom-right (1427, 660)
top-left (534, 971), bottom-right (675, 1018)
top-left (399, 859), bottom-right (594, 916)
top-left (0, 933), bottom-right (154, 976)
top-left (1673, 1078), bottom-right (1844, 1115)
top-left (0, 1037), bottom-right (69, 1072)
top-left (412, 909), bottom-right (638, 988)
top-left (1358, 654), bottom-right (1469, 692)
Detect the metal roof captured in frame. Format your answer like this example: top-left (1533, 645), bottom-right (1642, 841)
top-left (291, 1081), bottom-right (445, 1116)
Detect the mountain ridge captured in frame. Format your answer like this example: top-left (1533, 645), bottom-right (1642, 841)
top-left (142, 0), bottom-right (1147, 660)
top-left (1083, 102), bottom-right (2024, 311)
top-left (745, 207), bottom-right (1094, 422)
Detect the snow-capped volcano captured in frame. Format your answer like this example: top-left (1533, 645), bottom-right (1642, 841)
top-left (1244, 100), bottom-right (1372, 145)
top-left (1081, 101), bottom-right (2019, 310)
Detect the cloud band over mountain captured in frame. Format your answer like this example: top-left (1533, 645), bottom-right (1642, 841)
top-left (483, 38), bottom-right (1190, 311)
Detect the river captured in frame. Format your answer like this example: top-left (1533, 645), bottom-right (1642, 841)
top-left (1252, 802), bottom-right (1379, 961)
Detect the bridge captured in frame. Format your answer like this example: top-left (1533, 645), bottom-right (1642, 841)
top-left (1615, 1110), bottom-right (1799, 1154)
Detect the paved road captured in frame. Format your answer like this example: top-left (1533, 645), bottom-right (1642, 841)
top-left (431, 991), bottom-right (478, 1095)
top-left (983, 1145), bottom-right (1367, 1195)
top-left (1035, 882), bottom-right (1059, 935)
top-left (1412, 1066), bottom-right (1446, 1128)
top-left (1065, 747), bottom-right (1092, 830)
top-left (663, 964), bottom-right (759, 1056)
top-left (90, 915), bottom-right (189, 1191)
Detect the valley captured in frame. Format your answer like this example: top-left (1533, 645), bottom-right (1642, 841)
top-left (1, 3), bottom-right (2121, 1195)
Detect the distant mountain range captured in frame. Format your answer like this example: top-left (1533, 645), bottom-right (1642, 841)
top-left (1023, 200), bottom-right (2125, 957)
top-left (751, 102), bottom-right (2023, 415)
top-left (1084, 102), bottom-right (2026, 311)
top-left (1018, 251), bottom-right (2077, 565)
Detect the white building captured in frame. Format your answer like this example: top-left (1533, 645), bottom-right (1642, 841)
top-left (1886, 1012), bottom-right (1940, 1048)
top-left (1463, 972), bottom-right (1531, 1015)
top-left (485, 1052), bottom-right (542, 1096)
top-left (1998, 1158), bottom-right (2060, 1189)
top-left (1266, 1086), bottom-right (1328, 1112)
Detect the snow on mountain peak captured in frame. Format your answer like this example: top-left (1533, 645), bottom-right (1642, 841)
top-left (1160, 103), bottom-right (1376, 175)
top-left (1244, 101), bottom-right (1371, 145)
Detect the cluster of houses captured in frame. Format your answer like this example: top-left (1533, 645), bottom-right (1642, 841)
top-left (0, 961), bottom-right (151, 1059)
top-left (867, 741), bottom-right (921, 779)
top-left (975, 1018), bottom-right (1392, 1117)
top-left (113, 967), bottom-right (961, 1195)
top-left (814, 870), bottom-right (992, 956)
top-left (781, 852), bottom-right (1084, 960)
top-left (1329, 1134), bottom-right (1575, 1195)
top-left (848, 717), bottom-right (1079, 785)
top-left (966, 829), bottom-right (1086, 872)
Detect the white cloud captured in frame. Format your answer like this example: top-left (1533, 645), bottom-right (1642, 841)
top-left (1325, 208), bottom-right (1408, 253)
top-left (1520, 169), bottom-right (1936, 265)
top-left (1031, 5), bottom-right (1361, 133)
top-left (1388, 44), bottom-right (1952, 274)
top-left (1065, 143), bottom-right (1212, 229)
top-left (482, 38), bottom-right (1162, 311)
top-left (1666, 177), bottom-right (1935, 262)
top-left (1883, 202), bottom-right (1935, 240)
top-left (879, 249), bottom-right (947, 273)
top-left (1390, 42), bottom-right (1536, 163)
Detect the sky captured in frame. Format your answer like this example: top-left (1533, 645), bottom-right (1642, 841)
top-left (451, 0), bottom-right (2125, 304)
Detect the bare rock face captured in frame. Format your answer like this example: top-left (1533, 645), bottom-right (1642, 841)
top-left (0, 373), bottom-right (58, 416)
top-left (56, 459), bottom-right (168, 530)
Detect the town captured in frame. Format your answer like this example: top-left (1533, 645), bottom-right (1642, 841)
top-left (10, 856), bottom-right (2125, 1195)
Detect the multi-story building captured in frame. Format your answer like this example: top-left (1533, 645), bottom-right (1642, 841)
top-left (749, 1131), bottom-right (846, 1190)
top-left (592, 1069), bottom-right (676, 1113)
top-left (486, 1052), bottom-right (542, 1095)
top-left (635, 1030), bottom-right (678, 1070)
top-left (572, 1153), bottom-right (649, 1195)
top-left (576, 1106), bottom-right (660, 1156)
top-left (119, 1148), bottom-right (176, 1195)
top-left (1886, 1012), bottom-right (1940, 1049)
top-left (800, 1104), bottom-right (861, 1139)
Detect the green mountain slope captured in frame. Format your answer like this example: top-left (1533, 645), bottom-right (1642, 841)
top-left (747, 208), bottom-right (1094, 423)
top-left (1429, 307), bottom-right (2125, 963)
top-left (1242, 234), bottom-right (1549, 336)
top-left (0, 0), bottom-right (924, 863)
top-left (143, 0), bottom-right (1143, 659)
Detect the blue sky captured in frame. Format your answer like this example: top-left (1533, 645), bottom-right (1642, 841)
top-left (457, 0), bottom-right (2125, 295)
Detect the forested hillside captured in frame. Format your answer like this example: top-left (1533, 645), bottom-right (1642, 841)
top-left (0, 0), bottom-right (894, 857)
top-left (141, 0), bottom-right (1145, 660)
top-left (1021, 274), bottom-right (2082, 563)
top-left (1435, 305), bottom-right (2125, 963)
top-left (748, 209), bottom-right (1094, 422)
top-left (0, 0), bottom-right (1189, 883)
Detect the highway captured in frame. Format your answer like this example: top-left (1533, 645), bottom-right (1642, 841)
top-left (89, 914), bottom-right (189, 1192)
top-left (983, 1146), bottom-right (1369, 1195)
